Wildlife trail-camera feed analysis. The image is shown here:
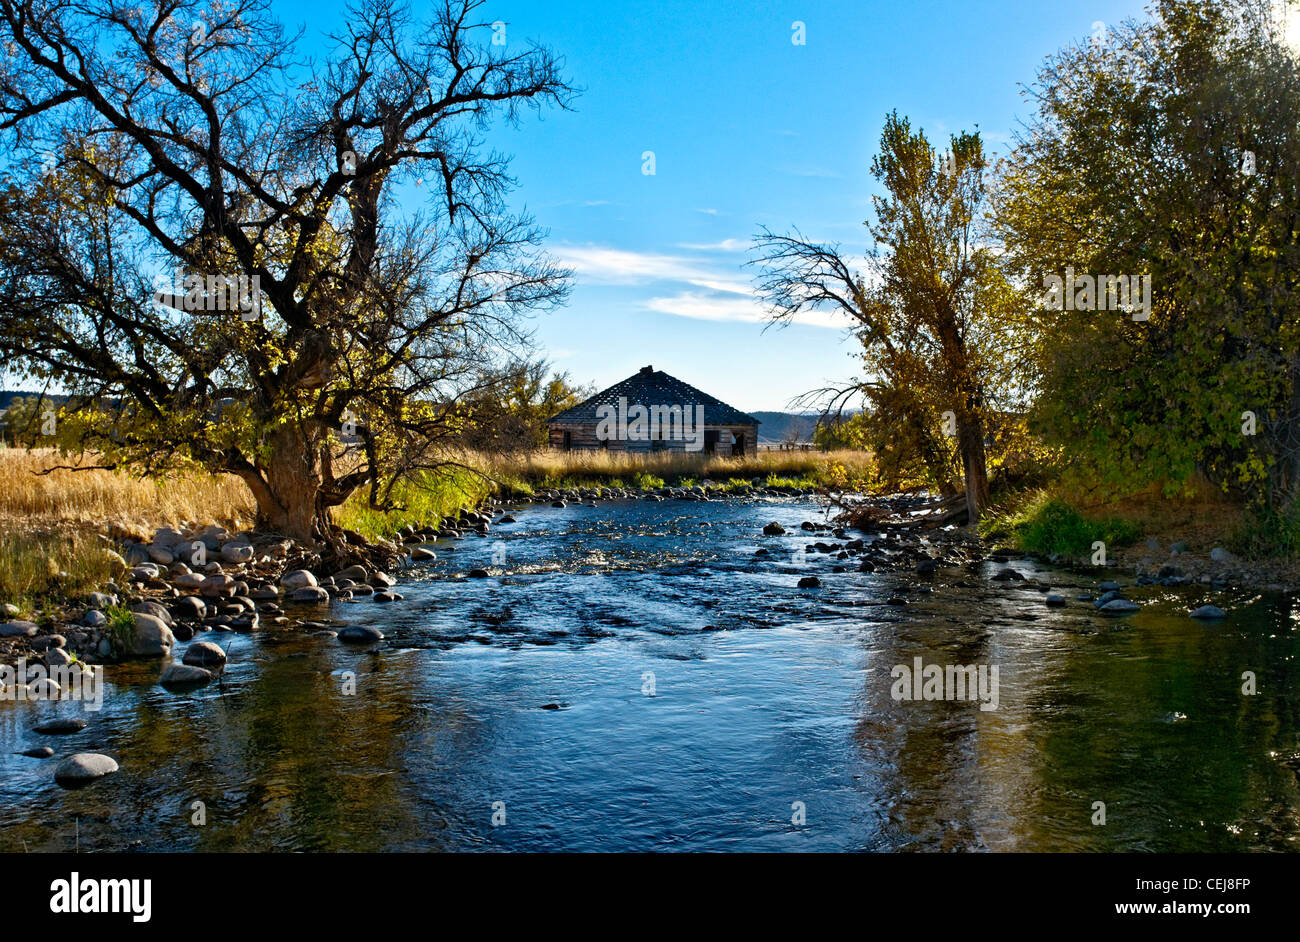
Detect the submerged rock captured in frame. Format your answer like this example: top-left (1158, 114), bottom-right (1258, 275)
top-left (762, 522), bottom-right (786, 536)
top-left (1190, 605), bottom-right (1227, 619)
top-left (1099, 599), bottom-right (1141, 614)
top-left (33, 718), bottom-right (87, 735)
top-left (338, 625), bottom-right (384, 644)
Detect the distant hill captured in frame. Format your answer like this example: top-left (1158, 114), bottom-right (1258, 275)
top-left (751, 411), bottom-right (819, 443)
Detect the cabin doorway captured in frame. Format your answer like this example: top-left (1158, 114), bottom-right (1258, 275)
top-left (732, 432), bottom-right (745, 456)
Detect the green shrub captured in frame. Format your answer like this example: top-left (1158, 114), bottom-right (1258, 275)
top-left (986, 495), bottom-right (1141, 557)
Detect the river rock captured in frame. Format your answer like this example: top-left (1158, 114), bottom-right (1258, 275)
top-left (54, 753), bottom-right (118, 788)
top-left (173, 572), bottom-right (206, 589)
top-left (159, 663), bottom-right (213, 689)
top-left (1094, 590), bottom-right (1124, 608)
top-left (411, 548), bottom-right (436, 561)
top-left (1045, 594), bottom-right (1066, 607)
top-left (289, 586), bottom-right (330, 605)
top-left (0, 620), bottom-right (38, 638)
top-left (200, 574), bottom-right (238, 598)
top-left (1190, 605), bottom-right (1227, 619)
top-left (173, 596), bottom-right (207, 621)
top-left (369, 571), bottom-right (396, 588)
top-left (335, 565), bottom-right (368, 583)
top-left (762, 522), bottom-right (786, 535)
top-left (18, 746), bottom-right (54, 758)
top-left (127, 612), bottom-right (175, 657)
top-left (1210, 547), bottom-right (1234, 563)
top-left (797, 576), bottom-right (821, 588)
top-left (338, 625), bottom-right (384, 643)
top-left (991, 568), bottom-right (1025, 581)
top-left (34, 717), bottom-right (87, 734)
top-left (467, 568), bottom-right (489, 579)
top-left (147, 545), bottom-right (175, 565)
top-left (1099, 599), bottom-right (1141, 614)
top-left (220, 542), bottom-right (254, 564)
top-left (281, 570), bottom-right (318, 590)
top-left (83, 609), bottom-right (107, 628)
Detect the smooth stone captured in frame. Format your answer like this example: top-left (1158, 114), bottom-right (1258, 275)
top-left (159, 663), bottom-right (213, 689)
top-left (1045, 594), bottom-right (1066, 607)
top-left (288, 586), bottom-right (331, 604)
top-left (54, 753), bottom-right (119, 788)
top-left (338, 625), bottom-right (384, 644)
top-left (128, 612), bottom-right (176, 658)
top-left (83, 609), bottom-right (107, 628)
top-left (467, 568), bottom-right (489, 578)
top-left (1190, 605), bottom-right (1227, 619)
top-left (220, 542), bottom-right (254, 563)
top-left (280, 570), bottom-right (318, 589)
top-left (411, 548), bottom-right (436, 561)
top-left (1099, 599), bottom-right (1141, 614)
top-left (335, 565), bottom-right (369, 583)
top-left (0, 620), bottom-right (38, 638)
top-left (34, 717), bottom-right (87, 735)
top-left (18, 746), bottom-right (54, 758)
top-left (762, 522), bottom-right (786, 535)
top-left (183, 639), bottom-right (226, 670)
top-left (797, 576), bottom-right (821, 588)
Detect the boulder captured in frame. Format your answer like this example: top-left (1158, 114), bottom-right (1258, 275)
top-left (797, 576), bottom-right (821, 588)
top-left (334, 565), bottom-right (368, 583)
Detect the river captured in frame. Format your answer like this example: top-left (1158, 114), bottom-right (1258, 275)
top-left (2, 496), bottom-right (1298, 852)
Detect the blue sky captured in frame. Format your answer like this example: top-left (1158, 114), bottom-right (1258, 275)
top-left (460, 0), bottom-right (1152, 410)
top-left (301, 1), bottom-right (1150, 410)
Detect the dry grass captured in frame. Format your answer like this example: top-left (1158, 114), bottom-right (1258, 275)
top-left (472, 448), bottom-right (874, 489)
top-left (0, 447), bottom-right (254, 535)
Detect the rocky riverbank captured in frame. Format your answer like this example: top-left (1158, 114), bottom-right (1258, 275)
top-left (0, 477), bottom-right (828, 677)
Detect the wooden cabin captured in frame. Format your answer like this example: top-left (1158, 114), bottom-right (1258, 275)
top-left (546, 366), bottom-right (760, 456)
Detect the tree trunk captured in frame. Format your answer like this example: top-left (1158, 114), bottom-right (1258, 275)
top-left (239, 424), bottom-right (330, 546)
top-left (957, 415), bottom-right (990, 525)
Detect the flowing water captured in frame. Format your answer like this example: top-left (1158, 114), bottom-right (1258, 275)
top-left (2, 497), bottom-right (1299, 852)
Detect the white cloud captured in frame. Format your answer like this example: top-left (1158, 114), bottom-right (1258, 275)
top-left (555, 243), bottom-right (852, 330)
top-left (676, 238), bottom-right (748, 252)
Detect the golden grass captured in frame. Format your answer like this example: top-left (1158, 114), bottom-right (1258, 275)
top-left (470, 448), bottom-right (874, 489)
top-left (0, 447), bottom-right (254, 534)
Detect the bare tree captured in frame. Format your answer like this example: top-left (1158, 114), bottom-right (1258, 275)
top-left (0, 0), bottom-right (572, 547)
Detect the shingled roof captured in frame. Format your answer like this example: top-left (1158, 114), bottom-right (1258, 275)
top-left (547, 366), bottom-right (760, 427)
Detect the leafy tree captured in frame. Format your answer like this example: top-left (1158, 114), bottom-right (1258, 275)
top-left (0, 0), bottom-right (572, 546)
top-left (994, 0), bottom-right (1300, 509)
top-left (457, 359), bottom-right (592, 452)
top-left (752, 112), bottom-right (1028, 522)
